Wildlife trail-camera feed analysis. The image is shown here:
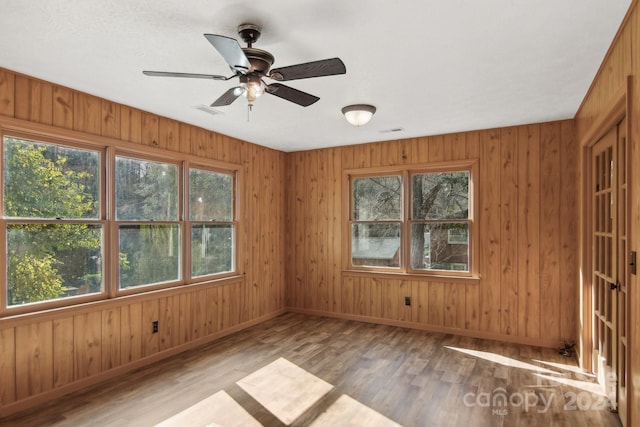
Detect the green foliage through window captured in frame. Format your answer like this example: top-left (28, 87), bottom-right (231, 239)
top-left (3, 137), bottom-right (102, 305)
top-left (2, 134), bottom-right (237, 310)
top-left (189, 168), bottom-right (235, 277)
top-left (4, 138), bottom-right (99, 219)
top-left (116, 156), bottom-right (180, 289)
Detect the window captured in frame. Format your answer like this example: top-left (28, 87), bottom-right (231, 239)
top-left (410, 170), bottom-right (470, 272)
top-left (189, 167), bottom-right (235, 277)
top-left (115, 156), bottom-right (180, 289)
top-left (3, 136), bottom-right (103, 306)
top-left (351, 175), bottom-right (402, 268)
top-left (347, 162), bottom-right (476, 276)
top-left (1, 127), bottom-right (238, 313)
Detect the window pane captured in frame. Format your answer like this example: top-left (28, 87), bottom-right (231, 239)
top-left (191, 224), bottom-right (234, 277)
top-left (352, 176), bottom-right (401, 221)
top-left (116, 157), bottom-right (178, 221)
top-left (351, 223), bottom-right (400, 267)
top-left (411, 223), bottom-right (468, 271)
top-left (4, 137), bottom-right (99, 219)
top-left (7, 224), bottom-right (103, 306)
top-left (412, 171), bottom-right (469, 220)
top-left (189, 169), bottom-right (232, 221)
top-left (119, 224), bottom-right (180, 288)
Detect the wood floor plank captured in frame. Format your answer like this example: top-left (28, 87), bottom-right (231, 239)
top-left (0, 313), bottom-right (622, 427)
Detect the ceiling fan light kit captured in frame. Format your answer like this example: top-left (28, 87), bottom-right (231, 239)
top-left (235, 74), bottom-right (265, 108)
top-left (342, 104), bottom-right (376, 126)
top-left (143, 23), bottom-right (346, 112)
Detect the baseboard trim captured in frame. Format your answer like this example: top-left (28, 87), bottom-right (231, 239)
top-left (286, 307), bottom-right (565, 349)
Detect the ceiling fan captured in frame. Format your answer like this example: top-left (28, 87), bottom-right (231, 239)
top-left (143, 23), bottom-right (346, 110)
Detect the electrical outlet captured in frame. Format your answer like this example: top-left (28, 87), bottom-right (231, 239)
top-left (152, 321), bottom-right (159, 334)
top-left (404, 296), bottom-right (411, 306)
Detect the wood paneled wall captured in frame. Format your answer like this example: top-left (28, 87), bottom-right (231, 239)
top-left (285, 120), bottom-right (578, 349)
top-left (574, 1), bottom-right (640, 424)
top-left (0, 68), bottom-right (286, 415)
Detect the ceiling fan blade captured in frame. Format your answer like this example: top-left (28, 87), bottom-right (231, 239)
top-left (211, 87), bottom-right (242, 107)
top-left (143, 71), bottom-right (228, 80)
top-left (268, 58), bottom-right (346, 81)
top-left (204, 34), bottom-right (251, 74)
top-left (266, 83), bottom-right (319, 107)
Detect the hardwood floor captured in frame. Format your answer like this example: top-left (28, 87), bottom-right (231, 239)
top-left (0, 313), bottom-right (621, 427)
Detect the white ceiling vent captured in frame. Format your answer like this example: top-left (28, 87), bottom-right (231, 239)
top-left (380, 128), bottom-right (404, 134)
top-left (194, 105), bottom-right (224, 116)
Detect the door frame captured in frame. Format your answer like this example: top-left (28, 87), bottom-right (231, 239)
top-left (579, 76), bottom-right (632, 423)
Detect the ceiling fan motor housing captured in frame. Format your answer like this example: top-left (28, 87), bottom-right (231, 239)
top-left (237, 24), bottom-right (274, 74)
top-left (242, 47), bottom-right (274, 74)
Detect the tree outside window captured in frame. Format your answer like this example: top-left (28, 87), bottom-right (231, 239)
top-left (351, 175), bottom-right (402, 267)
top-left (189, 168), bottom-right (235, 277)
top-left (115, 156), bottom-right (180, 289)
top-left (410, 171), bottom-right (470, 272)
top-left (3, 137), bottom-right (102, 305)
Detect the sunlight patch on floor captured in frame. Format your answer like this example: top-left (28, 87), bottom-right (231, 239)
top-left (533, 374), bottom-right (607, 396)
top-left (531, 359), bottom-right (596, 377)
top-left (446, 345), bottom-right (607, 399)
top-left (236, 357), bottom-right (334, 425)
top-left (153, 357), bottom-right (403, 426)
top-left (310, 394), bottom-right (402, 427)
top-left (444, 346), bottom-right (558, 374)
top-left (154, 390), bottom-right (261, 427)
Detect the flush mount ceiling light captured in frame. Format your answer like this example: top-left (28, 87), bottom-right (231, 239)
top-left (342, 104), bottom-right (376, 126)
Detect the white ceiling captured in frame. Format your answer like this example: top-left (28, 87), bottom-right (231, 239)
top-left (0, 0), bottom-right (631, 152)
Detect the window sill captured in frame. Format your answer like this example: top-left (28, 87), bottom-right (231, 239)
top-left (342, 269), bottom-right (480, 284)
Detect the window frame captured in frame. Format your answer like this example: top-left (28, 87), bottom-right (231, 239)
top-left (345, 160), bottom-right (478, 278)
top-left (0, 119), bottom-right (241, 316)
top-left (1, 131), bottom-right (107, 309)
top-left (112, 151), bottom-right (183, 295)
top-left (349, 171), bottom-right (404, 269)
top-left (186, 163), bottom-right (238, 282)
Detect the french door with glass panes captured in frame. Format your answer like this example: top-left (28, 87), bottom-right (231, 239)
top-left (591, 116), bottom-right (628, 425)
